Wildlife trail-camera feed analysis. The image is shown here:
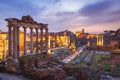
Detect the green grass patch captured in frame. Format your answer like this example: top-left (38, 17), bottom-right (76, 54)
top-left (91, 54), bottom-right (120, 76)
top-left (91, 54), bottom-right (111, 68)
top-left (65, 63), bottom-right (100, 79)
top-left (102, 61), bottom-right (111, 71)
top-left (0, 66), bottom-right (6, 72)
top-left (66, 63), bottom-right (81, 69)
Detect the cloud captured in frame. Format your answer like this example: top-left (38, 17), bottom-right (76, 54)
top-left (40, 0), bottom-right (120, 32)
top-left (76, 0), bottom-right (120, 27)
top-left (79, 0), bottom-right (112, 16)
top-left (0, 0), bottom-right (120, 33)
top-left (56, 12), bottom-right (75, 16)
top-left (104, 10), bottom-right (120, 23)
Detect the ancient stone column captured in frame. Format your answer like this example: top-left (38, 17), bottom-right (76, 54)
top-left (55, 34), bottom-right (58, 47)
top-left (8, 25), bottom-right (12, 57)
top-left (17, 27), bottom-right (20, 58)
top-left (40, 28), bottom-right (43, 53)
top-left (102, 36), bottom-right (103, 46)
top-left (45, 28), bottom-right (48, 53)
top-left (13, 27), bottom-right (17, 59)
top-left (54, 33), bottom-right (57, 47)
top-left (23, 27), bottom-right (27, 56)
top-left (97, 34), bottom-right (99, 46)
top-left (36, 28), bottom-right (39, 54)
top-left (48, 34), bottom-right (51, 49)
top-left (30, 28), bottom-right (33, 54)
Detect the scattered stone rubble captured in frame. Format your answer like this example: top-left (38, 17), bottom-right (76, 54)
top-left (20, 56), bottom-right (90, 80)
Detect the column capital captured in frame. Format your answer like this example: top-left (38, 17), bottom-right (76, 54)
top-left (44, 24), bottom-right (48, 27)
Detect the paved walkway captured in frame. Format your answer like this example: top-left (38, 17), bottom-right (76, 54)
top-left (79, 50), bottom-right (91, 64)
top-left (0, 73), bottom-right (28, 80)
top-left (62, 47), bottom-right (84, 63)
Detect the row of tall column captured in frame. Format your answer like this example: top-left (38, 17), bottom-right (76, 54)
top-left (8, 26), bottom-right (19, 59)
top-left (8, 25), bottom-right (48, 59)
top-left (97, 35), bottom-right (104, 46)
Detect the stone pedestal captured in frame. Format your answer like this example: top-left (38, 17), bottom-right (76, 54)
top-left (6, 57), bottom-right (20, 73)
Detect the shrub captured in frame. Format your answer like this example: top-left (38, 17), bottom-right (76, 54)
top-left (0, 66), bottom-right (6, 72)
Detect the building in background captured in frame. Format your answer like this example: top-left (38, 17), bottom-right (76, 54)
top-left (104, 30), bottom-right (116, 46)
top-left (48, 30), bottom-right (76, 48)
top-left (76, 29), bottom-right (104, 47)
top-left (76, 29), bottom-right (84, 38)
top-left (104, 28), bottom-right (120, 49)
top-left (0, 30), bottom-right (8, 60)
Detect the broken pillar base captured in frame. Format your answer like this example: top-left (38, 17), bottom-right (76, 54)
top-left (6, 57), bottom-right (20, 74)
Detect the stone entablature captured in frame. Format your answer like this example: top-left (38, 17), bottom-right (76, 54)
top-left (6, 16), bottom-right (48, 29)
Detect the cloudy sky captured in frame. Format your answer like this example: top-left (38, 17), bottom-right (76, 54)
top-left (0, 0), bottom-right (120, 33)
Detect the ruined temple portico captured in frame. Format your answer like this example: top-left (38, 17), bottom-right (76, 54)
top-left (5, 16), bottom-right (49, 73)
top-left (6, 15), bottom-right (49, 58)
